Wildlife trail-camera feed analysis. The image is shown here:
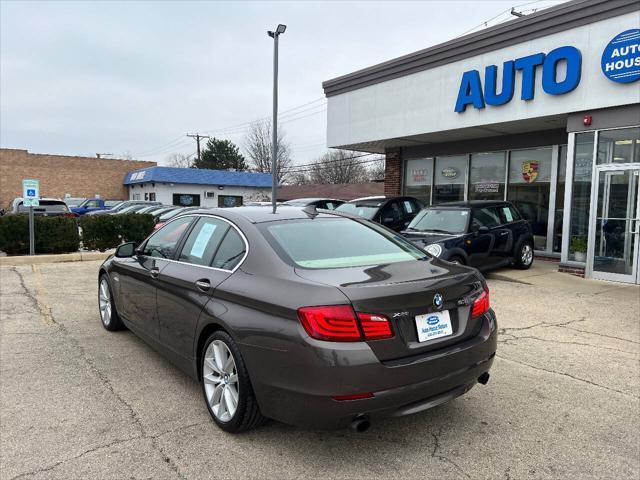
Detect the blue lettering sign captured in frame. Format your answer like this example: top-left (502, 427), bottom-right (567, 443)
top-left (484, 61), bottom-right (515, 106)
top-left (454, 70), bottom-right (485, 112)
top-left (455, 46), bottom-right (582, 112)
top-left (542, 46), bottom-right (582, 95)
top-left (601, 29), bottom-right (640, 84)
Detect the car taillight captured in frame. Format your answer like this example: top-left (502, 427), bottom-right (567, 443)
top-left (297, 306), bottom-right (394, 342)
top-left (332, 392), bottom-right (374, 401)
top-left (471, 287), bottom-right (490, 318)
top-left (357, 312), bottom-right (393, 340)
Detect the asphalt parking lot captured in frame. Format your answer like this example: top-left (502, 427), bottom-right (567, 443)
top-left (1, 260), bottom-right (639, 479)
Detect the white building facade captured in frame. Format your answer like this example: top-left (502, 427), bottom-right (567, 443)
top-left (124, 166), bottom-right (272, 208)
top-left (324, 0), bottom-right (640, 283)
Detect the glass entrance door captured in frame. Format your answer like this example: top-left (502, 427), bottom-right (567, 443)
top-left (588, 166), bottom-right (640, 283)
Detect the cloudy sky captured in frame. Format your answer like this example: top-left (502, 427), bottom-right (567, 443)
top-left (1, 0), bottom-right (566, 166)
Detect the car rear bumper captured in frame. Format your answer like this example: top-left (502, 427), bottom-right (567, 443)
top-left (240, 310), bottom-right (497, 430)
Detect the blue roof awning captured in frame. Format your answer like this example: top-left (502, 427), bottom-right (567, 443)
top-left (124, 166), bottom-right (272, 188)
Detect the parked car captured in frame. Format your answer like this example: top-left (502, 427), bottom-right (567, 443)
top-left (335, 196), bottom-right (423, 231)
top-left (135, 205), bottom-right (172, 215)
top-left (63, 197), bottom-right (86, 208)
top-left (98, 207), bottom-right (496, 432)
top-left (401, 201), bottom-right (534, 271)
top-left (284, 198), bottom-right (345, 210)
top-left (153, 206), bottom-right (200, 230)
top-left (114, 204), bottom-right (157, 215)
top-left (105, 200), bottom-right (123, 208)
top-left (71, 198), bottom-right (111, 216)
top-left (86, 201), bottom-right (161, 216)
top-left (10, 198), bottom-right (76, 217)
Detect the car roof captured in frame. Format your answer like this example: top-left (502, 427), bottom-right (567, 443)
top-left (429, 200), bottom-right (510, 208)
top-left (186, 206), bottom-right (341, 224)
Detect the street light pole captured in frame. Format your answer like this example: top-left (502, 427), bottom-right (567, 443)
top-left (268, 24), bottom-right (286, 214)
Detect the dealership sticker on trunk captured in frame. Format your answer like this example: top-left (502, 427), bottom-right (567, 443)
top-left (415, 311), bottom-right (453, 342)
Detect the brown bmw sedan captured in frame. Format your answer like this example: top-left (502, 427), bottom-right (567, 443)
top-left (98, 207), bottom-right (497, 432)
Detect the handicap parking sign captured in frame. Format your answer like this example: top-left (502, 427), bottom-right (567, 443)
top-left (22, 179), bottom-right (40, 207)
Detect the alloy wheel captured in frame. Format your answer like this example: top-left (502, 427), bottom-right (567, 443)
top-left (203, 340), bottom-right (239, 422)
top-left (99, 278), bottom-right (112, 326)
top-left (521, 244), bottom-right (533, 266)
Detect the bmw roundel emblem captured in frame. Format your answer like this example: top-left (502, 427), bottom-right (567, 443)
top-left (433, 293), bottom-right (444, 309)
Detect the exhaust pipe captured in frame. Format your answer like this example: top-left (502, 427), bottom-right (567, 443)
top-left (350, 416), bottom-right (371, 433)
top-left (477, 372), bottom-right (490, 385)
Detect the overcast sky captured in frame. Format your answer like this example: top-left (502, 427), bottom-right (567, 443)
top-left (1, 0), bottom-right (566, 166)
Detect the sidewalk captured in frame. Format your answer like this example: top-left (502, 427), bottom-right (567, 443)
top-left (485, 259), bottom-right (640, 298)
top-left (0, 250), bottom-right (113, 266)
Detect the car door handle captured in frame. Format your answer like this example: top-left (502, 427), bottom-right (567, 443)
top-left (150, 267), bottom-right (159, 279)
top-left (195, 279), bottom-right (211, 292)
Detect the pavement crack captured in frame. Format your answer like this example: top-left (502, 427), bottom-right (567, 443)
top-left (8, 436), bottom-right (142, 480)
top-left (497, 354), bottom-right (638, 399)
top-left (8, 266), bottom-right (56, 326)
top-left (497, 335), bottom-right (638, 356)
top-left (430, 426), bottom-right (471, 479)
top-left (8, 265), bottom-right (188, 479)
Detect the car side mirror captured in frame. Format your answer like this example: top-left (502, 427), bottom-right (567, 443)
top-left (115, 242), bottom-right (137, 258)
top-left (478, 226), bottom-right (489, 234)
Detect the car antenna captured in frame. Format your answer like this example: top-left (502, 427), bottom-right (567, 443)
top-left (302, 204), bottom-right (318, 219)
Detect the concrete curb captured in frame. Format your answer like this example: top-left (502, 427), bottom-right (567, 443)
top-left (0, 250), bottom-right (113, 266)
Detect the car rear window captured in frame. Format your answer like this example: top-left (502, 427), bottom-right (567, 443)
top-left (334, 202), bottom-right (379, 219)
top-left (17, 201), bottom-right (69, 213)
top-left (263, 218), bottom-right (427, 269)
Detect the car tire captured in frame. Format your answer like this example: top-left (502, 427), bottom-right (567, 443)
top-left (448, 255), bottom-right (465, 265)
top-left (201, 331), bottom-right (266, 433)
top-left (514, 241), bottom-right (534, 270)
top-left (98, 274), bottom-right (124, 331)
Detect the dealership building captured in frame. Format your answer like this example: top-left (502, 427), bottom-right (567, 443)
top-left (323, 0), bottom-right (640, 283)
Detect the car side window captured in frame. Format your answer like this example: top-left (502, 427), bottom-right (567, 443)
top-left (402, 200), bottom-right (417, 215)
top-left (86, 200), bottom-right (100, 208)
top-left (212, 228), bottom-right (246, 270)
top-left (142, 216), bottom-right (194, 259)
top-left (472, 207), bottom-right (501, 229)
top-left (381, 201), bottom-right (402, 222)
top-left (178, 217), bottom-right (230, 267)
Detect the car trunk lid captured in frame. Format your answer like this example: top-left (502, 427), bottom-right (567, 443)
top-left (294, 258), bottom-right (485, 362)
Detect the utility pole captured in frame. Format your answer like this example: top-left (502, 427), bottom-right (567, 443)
top-left (187, 133), bottom-right (210, 165)
top-left (267, 24), bottom-right (287, 214)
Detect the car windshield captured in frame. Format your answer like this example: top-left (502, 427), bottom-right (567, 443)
top-left (263, 217), bottom-right (427, 269)
top-left (407, 208), bottom-right (469, 234)
top-left (334, 202), bottom-right (380, 219)
top-left (17, 201), bottom-right (69, 213)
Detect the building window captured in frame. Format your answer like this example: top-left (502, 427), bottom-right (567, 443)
top-left (468, 152), bottom-right (506, 201)
top-left (597, 127), bottom-right (640, 164)
top-left (553, 145), bottom-right (567, 253)
top-left (149, 192), bottom-right (156, 201)
top-left (205, 191), bottom-right (216, 199)
top-left (218, 195), bottom-right (243, 208)
top-left (173, 193), bottom-right (201, 207)
top-left (433, 155), bottom-right (466, 204)
top-left (568, 132), bottom-right (595, 262)
top-left (133, 193), bottom-right (140, 200)
top-left (404, 158), bottom-right (433, 205)
top-left (507, 148), bottom-right (553, 251)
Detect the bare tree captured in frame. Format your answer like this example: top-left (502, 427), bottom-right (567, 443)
top-left (287, 170), bottom-right (312, 185)
top-left (244, 119), bottom-right (293, 183)
top-left (366, 157), bottom-right (386, 182)
top-left (165, 153), bottom-right (194, 168)
top-left (306, 150), bottom-right (371, 184)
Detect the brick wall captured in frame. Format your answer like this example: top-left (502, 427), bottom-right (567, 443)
top-left (0, 149), bottom-right (155, 209)
top-left (384, 149), bottom-right (402, 196)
